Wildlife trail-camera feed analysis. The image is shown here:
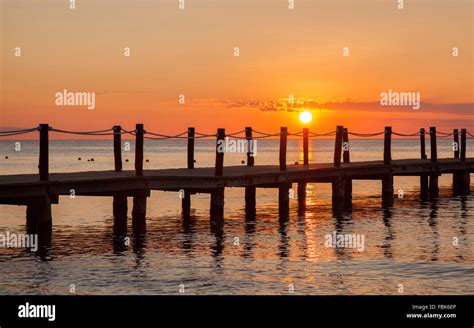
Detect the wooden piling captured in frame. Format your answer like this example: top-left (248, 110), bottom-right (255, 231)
top-left (215, 128), bottom-right (225, 176)
top-left (342, 128), bottom-right (352, 208)
top-left (382, 174), bottom-right (394, 207)
top-left (453, 129), bottom-right (460, 159)
top-left (461, 129), bottom-right (467, 162)
top-left (420, 128), bottom-right (427, 160)
top-left (331, 175), bottom-right (345, 213)
top-left (132, 195), bottom-right (147, 233)
top-left (26, 195), bottom-right (52, 245)
top-left (384, 126), bottom-right (392, 165)
top-left (245, 127), bottom-right (254, 166)
top-left (279, 127), bottom-right (288, 171)
top-left (39, 124), bottom-right (49, 181)
top-left (333, 126), bottom-right (343, 167)
top-left (278, 182), bottom-right (291, 220)
top-left (303, 128), bottom-right (309, 166)
top-left (135, 123), bottom-right (144, 176)
top-left (430, 127), bottom-right (437, 163)
top-left (187, 127), bottom-right (195, 169)
top-left (429, 174), bottom-right (439, 197)
top-left (182, 190), bottom-right (191, 217)
top-left (419, 128), bottom-right (429, 197)
top-left (113, 193), bottom-right (128, 235)
top-left (297, 182), bottom-right (306, 214)
top-left (210, 187), bottom-right (225, 221)
top-left (113, 125), bottom-right (122, 172)
top-left (245, 127), bottom-right (256, 217)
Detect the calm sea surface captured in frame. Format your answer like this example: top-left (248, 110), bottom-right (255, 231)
top-left (0, 139), bottom-right (473, 294)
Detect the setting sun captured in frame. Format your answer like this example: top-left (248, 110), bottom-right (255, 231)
top-left (299, 111), bottom-right (313, 124)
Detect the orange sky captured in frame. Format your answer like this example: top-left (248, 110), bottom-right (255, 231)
top-left (1, 0), bottom-right (473, 138)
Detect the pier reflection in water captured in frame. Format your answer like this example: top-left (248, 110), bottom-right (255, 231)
top-left (0, 181), bottom-right (473, 295)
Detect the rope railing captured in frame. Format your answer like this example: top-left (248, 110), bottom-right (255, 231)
top-left (348, 131), bottom-right (385, 137)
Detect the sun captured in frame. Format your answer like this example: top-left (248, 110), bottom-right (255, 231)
top-left (299, 110), bottom-right (313, 124)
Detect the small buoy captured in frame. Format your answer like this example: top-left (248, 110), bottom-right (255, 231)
top-left (91, 158), bottom-right (94, 162)
top-left (87, 159), bottom-right (90, 162)
top-left (241, 160), bottom-right (245, 164)
top-left (146, 159), bottom-right (149, 163)
top-left (78, 157), bottom-right (81, 160)
top-left (294, 161), bottom-right (299, 165)
top-left (125, 159), bottom-right (129, 162)
top-left (5, 156), bottom-right (8, 159)
top-left (193, 160), bottom-right (196, 163)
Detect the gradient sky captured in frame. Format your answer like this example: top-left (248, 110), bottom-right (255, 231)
top-left (1, 0), bottom-right (473, 137)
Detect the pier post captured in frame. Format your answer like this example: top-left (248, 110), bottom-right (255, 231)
top-left (460, 128), bottom-right (467, 162)
top-left (303, 128), bottom-right (309, 166)
top-left (245, 127), bottom-right (256, 217)
top-left (181, 127), bottom-right (195, 217)
top-left (343, 128), bottom-right (352, 208)
top-left (382, 174), bottom-right (394, 207)
top-left (333, 126), bottom-right (343, 167)
top-left (429, 127), bottom-right (439, 197)
top-left (113, 194), bottom-right (128, 235)
top-left (332, 175), bottom-right (345, 214)
top-left (132, 194), bottom-right (147, 233)
top-left (135, 123), bottom-right (144, 176)
top-left (279, 127), bottom-right (288, 171)
top-left (113, 125), bottom-right (123, 172)
top-left (215, 128), bottom-right (225, 176)
top-left (297, 182), bottom-right (306, 214)
top-left (454, 129), bottom-right (470, 195)
top-left (453, 129), bottom-right (460, 159)
top-left (26, 195), bottom-right (52, 245)
top-left (187, 127), bottom-right (195, 169)
top-left (420, 128), bottom-right (429, 197)
top-left (112, 126), bottom-right (127, 232)
top-left (278, 181), bottom-right (291, 221)
top-left (39, 124), bottom-right (49, 181)
top-left (210, 187), bottom-right (225, 222)
top-left (384, 126), bottom-right (392, 165)
top-left (430, 127), bottom-right (437, 163)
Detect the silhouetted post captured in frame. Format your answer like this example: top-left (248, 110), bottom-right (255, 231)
top-left (187, 127), bottom-right (195, 169)
top-left (297, 181), bottom-right (306, 214)
top-left (332, 175), bottom-right (345, 214)
top-left (303, 128), bottom-right (309, 166)
top-left (419, 128), bottom-right (428, 197)
top-left (113, 125), bottom-right (122, 172)
top-left (343, 128), bottom-right (352, 209)
top-left (333, 126), bottom-right (343, 167)
top-left (181, 127), bottom-right (195, 217)
top-left (453, 129), bottom-right (460, 159)
top-left (245, 127), bottom-right (254, 166)
top-left (278, 181), bottom-right (291, 221)
top-left (135, 124), bottom-right (144, 176)
top-left (384, 126), bottom-right (392, 165)
top-left (454, 129), bottom-right (470, 195)
top-left (279, 127), bottom-right (288, 171)
top-left (420, 128), bottom-right (427, 160)
top-left (112, 126), bottom-right (127, 230)
top-left (430, 127), bottom-right (437, 163)
top-left (39, 124), bottom-right (49, 181)
top-left (26, 195), bottom-right (52, 246)
top-left (215, 128), bottom-right (225, 176)
top-left (245, 127), bottom-right (256, 217)
top-left (382, 174), bottom-right (394, 208)
top-left (210, 186), bottom-right (225, 222)
top-left (428, 127), bottom-right (439, 197)
top-left (460, 129), bottom-right (467, 162)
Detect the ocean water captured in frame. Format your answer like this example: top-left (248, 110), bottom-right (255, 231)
top-left (0, 139), bottom-right (473, 295)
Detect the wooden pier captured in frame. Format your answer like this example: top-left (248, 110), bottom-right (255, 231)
top-left (0, 124), bottom-right (472, 244)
